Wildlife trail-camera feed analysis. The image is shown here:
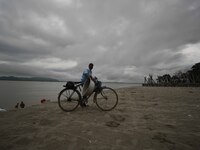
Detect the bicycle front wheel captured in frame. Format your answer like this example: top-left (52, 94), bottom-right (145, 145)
top-left (94, 87), bottom-right (118, 111)
top-left (58, 88), bottom-right (81, 112)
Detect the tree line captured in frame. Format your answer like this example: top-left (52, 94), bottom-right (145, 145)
top-left (144, 62), bottom-right (200, 86)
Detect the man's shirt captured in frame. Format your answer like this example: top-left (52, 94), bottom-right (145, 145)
top-left (81, 68), bottom-right (92, 84)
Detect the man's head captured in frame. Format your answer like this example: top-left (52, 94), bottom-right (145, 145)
top-left (88, 63), bottom-right (94, 70)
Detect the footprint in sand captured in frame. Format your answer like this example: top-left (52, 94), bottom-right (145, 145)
top-left (117, 108), bottom-right (125, 112)
top-left (165, 124), bottom-right (176, 129)
top-left (142, 114), bottom-right (154, 120)
top-left (105, 114), bottom-right (126, 127)
top-left (120, 97), bottom-right (125, 100)
top-left (38, 119), bottom-right (55, 126)
top-left (105, 121), bottom-right (120, 127)
top-left (110, 114), bottom-right (126, 122)
top-left (152, 132), bottom-right (175, 145)
top-left (131, 91), bottom-right (136, 96)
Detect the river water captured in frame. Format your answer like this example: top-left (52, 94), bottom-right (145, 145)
top-left (0, 80), bottom-right (141, 109)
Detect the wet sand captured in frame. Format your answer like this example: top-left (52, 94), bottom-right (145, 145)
top-left (0, 87), bottom-right (200, 150)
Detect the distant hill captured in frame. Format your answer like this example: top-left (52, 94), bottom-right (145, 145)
top-left (0, 76), bottom-right (59, 82)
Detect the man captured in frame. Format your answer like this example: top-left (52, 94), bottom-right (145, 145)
top-left (80, 63), bottom-right (95, 107)
top-left (81, 63), bottom-right (95, 85)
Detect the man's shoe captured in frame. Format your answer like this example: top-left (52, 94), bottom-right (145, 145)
top-left (80, 102), bottom-right (89, 107)
top-left (81, 103), bottom-right (86, 107)
top-left (80, 101), bottom-right (86, 107)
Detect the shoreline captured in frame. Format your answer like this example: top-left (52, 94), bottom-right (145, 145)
top-left (1, 86), bottom-right (200, 150)
top-left (143, 83), bottom-right (200, 87)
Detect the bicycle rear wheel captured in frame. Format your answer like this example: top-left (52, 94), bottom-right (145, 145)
top-left (58, 88), bottom-right (81, 112)
top-left (94, 87), bottom-right (118, 111)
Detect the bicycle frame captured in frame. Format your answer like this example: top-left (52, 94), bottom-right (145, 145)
top-left (64, 81), bottom-right (103, 103)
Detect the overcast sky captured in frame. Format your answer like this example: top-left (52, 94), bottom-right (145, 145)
top-left (0, 0), bottom-right (200, 82)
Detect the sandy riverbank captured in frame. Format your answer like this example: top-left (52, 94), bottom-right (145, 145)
top-left (0, 87), bottom-right (200, 150)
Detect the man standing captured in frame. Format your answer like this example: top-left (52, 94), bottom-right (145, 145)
top-left (80, 63), bottom-right (95, 107)
top-left (81, 63), bottom-right (94, 85)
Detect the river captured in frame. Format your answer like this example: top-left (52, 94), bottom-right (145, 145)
top-left (0, 80), bottom-right (141, 109)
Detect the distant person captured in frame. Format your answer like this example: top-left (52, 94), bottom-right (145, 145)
top-left (15, 103), bottom-right (19, 108)
top-left (40, 99), bottom-right (46, 104)
top-left (20, 101), bottom-right (25, 108)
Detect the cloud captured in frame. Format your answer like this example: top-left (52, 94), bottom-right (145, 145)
top-left (23, 57), bottom-right (77, 70)
top-left (0, 0), bottom-right (200, 82)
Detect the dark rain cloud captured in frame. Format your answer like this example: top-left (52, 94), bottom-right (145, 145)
top-left (0, 0), bottom-right (200, 82)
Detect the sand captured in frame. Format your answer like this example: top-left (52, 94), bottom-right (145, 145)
top-left (0, 87), bottom-right (200, 150)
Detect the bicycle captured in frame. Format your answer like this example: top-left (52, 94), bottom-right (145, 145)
top-left (58, 80), bottom-right (118, 112)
